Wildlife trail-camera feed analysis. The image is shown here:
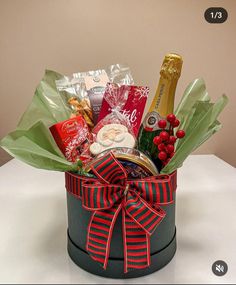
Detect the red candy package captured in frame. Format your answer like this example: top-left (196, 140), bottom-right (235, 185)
top-left (97, 83), bottom-right (149, 137)
top-left (49, 115), bottom-right (93, 163)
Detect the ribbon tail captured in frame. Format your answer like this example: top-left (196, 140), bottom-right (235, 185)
top-left (86, 204), bottom-right (122, 269)
top-left (122, 208), bottom-right (150, 273)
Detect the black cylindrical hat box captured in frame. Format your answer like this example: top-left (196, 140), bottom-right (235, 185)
top-left (66, 171), bottom-right (177, 279)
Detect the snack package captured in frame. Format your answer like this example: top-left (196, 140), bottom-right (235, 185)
top-left (55, 64), bottom-right (134, 126)
top-left (98, 83), bottom-right (149, 137)
top-left (89, 83), bottom-right (148, 155)
top-left (49, 115), bottom-right (94, 164)
top-left (55, 77), bottom-right (94, 128)
top-left (90, 123), bottom-right (136, 156)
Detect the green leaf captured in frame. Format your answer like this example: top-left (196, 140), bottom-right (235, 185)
top-left (1, 134), bottom-right (77, 172)
top-left (0, 70), bottom-right (77, 172)
top-left (161, 79), bottom-right (228, 174)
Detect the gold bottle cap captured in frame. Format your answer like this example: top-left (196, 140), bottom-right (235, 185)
top-left (160, 53), bottom-right (183, 79)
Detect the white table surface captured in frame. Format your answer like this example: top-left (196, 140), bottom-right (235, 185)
top-left (0, 155), bottom-right (235, 284)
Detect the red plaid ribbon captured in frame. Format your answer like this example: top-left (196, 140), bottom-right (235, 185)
top-left (65, 152), bottom-right (177, 273)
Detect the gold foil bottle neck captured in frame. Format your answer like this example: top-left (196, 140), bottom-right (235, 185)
top-left (160, 53), bottom-right (183, 79)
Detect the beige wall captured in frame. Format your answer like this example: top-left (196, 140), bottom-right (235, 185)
top-left (0, 0), bottom-right (236, 166)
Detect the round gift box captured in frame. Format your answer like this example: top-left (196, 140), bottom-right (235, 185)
top-left (65, 171), bottom-right (177, 279)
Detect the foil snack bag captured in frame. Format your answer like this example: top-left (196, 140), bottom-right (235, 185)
top-left (55, 64), bottom-right (134, 126)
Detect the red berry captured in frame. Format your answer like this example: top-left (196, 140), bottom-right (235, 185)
top-left (158, 119), bottom-right (167, 129)
top-left (167, 114), bottom-right (176, 123)
top-left (176, 130), bottom-right (185, 138)
top-left (163, 158), bottom-right (171, 166)
top-left (166, 144), bottom-right (174, 154)
top-left (158, 143), bottom-right (166, 151)
top-left (169, 136), bottom-right (177, 144)
top-left (172, 119), bottom-right (180, 128)
top-left (166, 158), bottom-right (171, 164)
top-left (158, 151), bottom-right (167, 161)
top-left (169, 152), bottom-right (175, 158)
top-left (153, 136), bottom-right (162, 145)
top-left (160, 131), bottom-right (169, 141)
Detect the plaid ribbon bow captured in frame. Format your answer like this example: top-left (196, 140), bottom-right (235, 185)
top-left (78, 152), bottom-right (176, 273)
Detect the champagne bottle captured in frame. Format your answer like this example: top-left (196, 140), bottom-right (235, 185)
top-left (137, 53), bottom-right (183, 170)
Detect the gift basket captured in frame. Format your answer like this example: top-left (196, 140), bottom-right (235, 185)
top-left (0, 56), bottom-right (228, 278)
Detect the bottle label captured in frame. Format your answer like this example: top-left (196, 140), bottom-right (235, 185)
top-left (143, 111), bottom-right (162, 132)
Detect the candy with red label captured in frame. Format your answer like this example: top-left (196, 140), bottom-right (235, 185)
top-left (49, 115), bottom-right (93, 163)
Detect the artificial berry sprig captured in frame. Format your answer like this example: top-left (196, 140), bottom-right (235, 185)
top-left (153, 113), bottom-right (185, 167)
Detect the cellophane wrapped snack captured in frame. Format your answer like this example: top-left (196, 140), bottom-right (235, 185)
top-left (98, 83), bottom-right (149, 137)
top-left (89, 83), bottom-right (148, 156)
top-left (55, 64), bottom-right (134, 127)
top-left (55, 76), bottom-right (93, 128)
